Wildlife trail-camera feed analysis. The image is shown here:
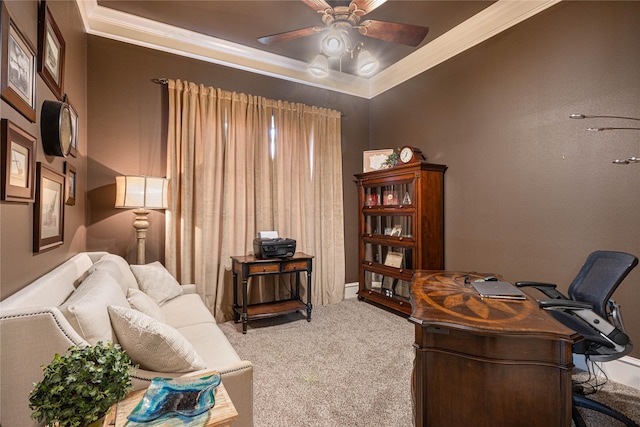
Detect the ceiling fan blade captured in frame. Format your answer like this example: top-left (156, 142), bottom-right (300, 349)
top-left (301, 0), bottom-right (333, 13)
top-left (258, 26), bottom-right (324, 45)
top-left (350, 0), bottom-right (387, 16)
top-left (358, 20), bottom-right (429, 47)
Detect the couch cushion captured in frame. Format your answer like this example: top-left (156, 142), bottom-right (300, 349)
top-left (177, 323), bottom-right (242, 368)
top-left (108, 305), bottom-right (207, 373)
top-left (60, 270), bottom-right (130, 345)
top-left (89, 254), bottom-right (139, 293)
top-left (127, 288), bottom-right (166, 322)
top-left (130, 262), bottom-right (183, 305)
top-left (160, 294), bottom-right (215, 329)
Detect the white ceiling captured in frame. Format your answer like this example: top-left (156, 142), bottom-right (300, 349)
top-left (76, 0), bottom-right (560, 99)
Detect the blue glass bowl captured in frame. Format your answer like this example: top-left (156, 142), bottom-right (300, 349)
top-left (127, 372), bottom-right (221, 423)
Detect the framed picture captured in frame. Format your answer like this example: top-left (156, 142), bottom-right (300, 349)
top-left (1, 119), bottom-right (36, 202)
top-left (390, 224), bottom-right (403, 237)
top-left (34, 162), bottom-right (65, 252)
top-left (1, 2), bottom-right (37, 122)
top-left (64, 161), bottom-right (76, 205)
top-left (38, 1), bottom-right (65, 100)
top-left (66, 96), bottom-right (78, 157)
top-left (383, 251), bottom-right (404, 268)
top-left (363, 149), bottom-right (393, 172)
top-left (383, 190), bottom-right (399, 205)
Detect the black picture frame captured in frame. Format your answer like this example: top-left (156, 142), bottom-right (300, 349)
top-left (64, 161), bottom-right (76, 205)
top-left (1, 2), bottom-right (37, 122)
top-left (34, 162), bottom-right (65, 252)
top-left (1, 119), bottom-right (36, 202)
top-left (38, 1), bottom-right (65, 101)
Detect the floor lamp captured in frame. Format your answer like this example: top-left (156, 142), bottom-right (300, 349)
top-left (115, 175), bottom-right (168, 265)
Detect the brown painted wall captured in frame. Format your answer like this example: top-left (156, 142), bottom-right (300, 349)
top-left (85, 36), bottom-right (369, 275)
top-left (2, 1), bottom-right (638, 359)
top-left (370, 1), bottom-right (640, 357)
top-left (0, 0), bottom-right (87, 298)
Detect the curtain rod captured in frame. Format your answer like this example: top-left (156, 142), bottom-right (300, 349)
top-left (151, 77), bottom-right (344, 117)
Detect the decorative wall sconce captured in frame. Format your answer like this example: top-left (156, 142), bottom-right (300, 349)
top-left (115, 175), bottom-right (169, 264)
top-left (570, 114), bottom-right (640, 165)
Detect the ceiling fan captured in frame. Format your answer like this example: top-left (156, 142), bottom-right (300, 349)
top-left (257, 0), bottom-right (429, 49)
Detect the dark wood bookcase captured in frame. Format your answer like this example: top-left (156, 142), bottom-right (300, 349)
top-left (354, 161), bottom-right (447, 314)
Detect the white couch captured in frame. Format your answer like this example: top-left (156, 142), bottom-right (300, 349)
top-left (0, 252), bottom-right (253, 427)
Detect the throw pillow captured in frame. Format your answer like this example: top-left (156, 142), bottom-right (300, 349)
top-left (60, 270), bottom-right (130, 345)
top-left (127, 288), bottom-right (166, 322)
top-left (107, 305), bottom-right (206, 373)
top-left (130, 262), bottom-right (183, 305)
top-left (89, 254), bottom-right (139, 293)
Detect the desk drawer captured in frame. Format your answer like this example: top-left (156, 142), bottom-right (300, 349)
top-left (282, 261), bottom-right (308, 272)
top-left (249, 263), bottom-right (280, 274)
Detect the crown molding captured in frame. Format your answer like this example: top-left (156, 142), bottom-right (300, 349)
top-left (76, 0), bottom-right (559, 99)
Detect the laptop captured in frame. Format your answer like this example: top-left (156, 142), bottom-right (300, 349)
top-left (471, 280), bottom-right (527, 300)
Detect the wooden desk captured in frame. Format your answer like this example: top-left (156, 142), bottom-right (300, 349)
top-left (410, 271), bottom-right (581, 427)
top-left (231, 253), bottom-right (313, 334)
top-left (103, 381), bottom-right (237, 426)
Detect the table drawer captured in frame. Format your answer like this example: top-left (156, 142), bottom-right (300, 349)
top-left (282, 261), bottom-right (309, 272)
top-left (249, 263), bottom-right (280, 274)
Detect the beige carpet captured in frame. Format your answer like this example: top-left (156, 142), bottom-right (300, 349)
top-left (219, 298), bottom-right (640, 426)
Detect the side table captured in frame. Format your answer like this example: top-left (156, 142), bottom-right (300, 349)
top-left (231, 252), bottom-right (313, 334)
top-left (102, 380), bottom-right (238, 427)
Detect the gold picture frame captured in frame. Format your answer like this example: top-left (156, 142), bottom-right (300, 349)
top-left (363, 149), bottom-right (393, 172)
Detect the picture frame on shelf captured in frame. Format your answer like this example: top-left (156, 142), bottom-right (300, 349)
top-left (383, 190), bottom-right (399, 205)
top-left (1, 2), bottom-right (37, 122)
top-left (363, 149), bottom-right (393, 173)
top-left (390, 224), bottom-right (402, 237)
top-left (1, 119), bottom-right (37, 202)
top-left (65, 96), bottom-right (78, 157)
top-left (384, 251), bottom-right (404, 268)
top-left (34, 163), bottom-right (65, 252)
top-left (64, 161), bottom-right (76, 205)
top-left (38, 1), bottom-right (66, 100)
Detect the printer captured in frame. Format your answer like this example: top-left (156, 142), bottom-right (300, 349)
top-left (253, 237), bottom-right (296, 259)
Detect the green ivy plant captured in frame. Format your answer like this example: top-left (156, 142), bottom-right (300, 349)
top-left (29, 342), bottom-right (135, 427)
top-left (381, 150), bottom-right (399, 168)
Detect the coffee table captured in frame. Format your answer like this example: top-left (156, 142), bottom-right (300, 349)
top-left (102, 376), bottom-right (238, 426)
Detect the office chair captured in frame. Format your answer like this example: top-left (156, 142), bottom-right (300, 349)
top-left (516, 250), bottom-right (639, 427)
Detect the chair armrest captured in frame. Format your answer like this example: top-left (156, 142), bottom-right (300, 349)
top-left (539, 300), bottom-right (630, 347)
top-left (538, 299), bottom-right (593, 310)
top-left (515, 281), bottom-right (567, 299)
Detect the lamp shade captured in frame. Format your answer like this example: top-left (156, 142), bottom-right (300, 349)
top-left (357, 49), bottom-right (379, 76)
top-left (309, 54), bottom-right (329, 77)
top-left (115, 176), bottom-right (168, 209)
top-left (322, 30), bottom-right (347, 57)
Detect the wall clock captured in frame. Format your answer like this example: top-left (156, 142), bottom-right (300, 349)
top-left (399, 146), bottom-right (425, 164)
top-left (41, 100), bottom-right (73, 157)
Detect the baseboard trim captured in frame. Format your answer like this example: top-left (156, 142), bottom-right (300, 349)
top-left (344, 282), bottom-right (359, 299)
top-left (573, 354), bottom-right (640, 390)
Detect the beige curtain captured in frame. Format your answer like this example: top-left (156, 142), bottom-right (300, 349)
top-left (165, 79), bottom-right (345, 321)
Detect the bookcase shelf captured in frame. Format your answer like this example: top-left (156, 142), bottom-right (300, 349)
top-left (355, 161), bottom-right (446, 315)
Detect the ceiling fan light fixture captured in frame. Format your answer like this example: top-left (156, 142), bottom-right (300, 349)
top-left (309, 54), bottom-right (329, 77)
top-left (321, 29), bottom-right (348, 57)
top-left (357, 49), bottom-right (379, 76)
